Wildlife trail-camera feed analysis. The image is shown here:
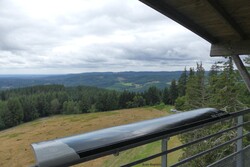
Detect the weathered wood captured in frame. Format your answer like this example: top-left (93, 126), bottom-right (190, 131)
top-left (231, 55), bottom-right (250, 92)
top-left (141, 0), bottom-right (250, 43)
top-left (210, 40), bottom-right (250, 56)
top-left (207, 0), bottom-right (246, 40)
top-left (139, 0), bottom-right (218, 43)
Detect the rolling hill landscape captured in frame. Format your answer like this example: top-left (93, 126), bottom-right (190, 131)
top-left (0, 105), bottom-right (182, 167)
top-left (0, 71), bottom-right (182, 91)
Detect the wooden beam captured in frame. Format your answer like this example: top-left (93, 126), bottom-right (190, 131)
top-left (207, 0), bottom-right (247, 40)
top-left (231, 55), bottom-right (250, 92)
top-left (139, 0), bottom-right (218, 44)
top-left (210, 40), bottom-right (250, 57)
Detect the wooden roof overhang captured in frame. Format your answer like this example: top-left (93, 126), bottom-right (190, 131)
top-left (140, 0), bottom-right (250, 92)
top-left (140, 0), bottom-right (250, 56)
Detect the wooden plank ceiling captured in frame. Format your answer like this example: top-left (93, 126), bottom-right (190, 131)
top-left (140, 0), bottom-right (250, 56)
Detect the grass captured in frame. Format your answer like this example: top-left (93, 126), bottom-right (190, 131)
top-left (104, 136), bottom-right (182, 167)
top-left (0, 105), bottom-right (182, 167)
top-left (152, 103), bottom-right (174, 111)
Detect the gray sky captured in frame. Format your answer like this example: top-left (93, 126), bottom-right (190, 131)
top-left (0, 0), bottom-right (223, 74)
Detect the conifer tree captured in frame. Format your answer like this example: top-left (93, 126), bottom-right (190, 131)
top-left (3, 98), bottom-right (24, 127)
top-left (178, 67), bottom-right (187, 97)
top-left (169, 80), bottom-right (178, 105)
top-left (185, 64), bottom-right (207, 109)
top-left (145, 86), bottom-right (161, 105)
top-left (162, 87), bottom-right (170, 105)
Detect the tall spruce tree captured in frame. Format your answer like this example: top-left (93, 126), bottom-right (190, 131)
top-left (180, 60), bottom-right (246, 166)
top-left (145, 86), bottom-right (161, 105)
top-left (178, 67), bottom-right (187, 97)
top-left (162, 87), bottom-right (170, 105)
top-left (169, 80), bottom-right (178, 105)
top-left (208, 58), bottom-right (243, 112)
top-left (185, 64), bottom-right (207, 109)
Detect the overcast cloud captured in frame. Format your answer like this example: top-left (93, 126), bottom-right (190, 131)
top-left (0, 0), bottom-right (223, 74)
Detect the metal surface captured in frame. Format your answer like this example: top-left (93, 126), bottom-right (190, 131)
top-left (121, 120), bottom-right (250, 167)
top-left (237, 115), bottom-right (243, 167)
top-left (31, 108), bottom-right (226, 167)
top-left (161, 138), bottom-right (168, 167)
top-left (171, 132), bottom-right (250, 167)
top-left (208, 145), bottom-right (250, 167)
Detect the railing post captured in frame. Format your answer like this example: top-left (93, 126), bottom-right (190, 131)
top-left (237, 115), bottom-right (243, 167)
top-left (161, 138), bottom-right (169, 167)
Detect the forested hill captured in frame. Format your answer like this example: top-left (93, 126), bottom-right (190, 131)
top-left (0, 71), bottom-right (182, 91)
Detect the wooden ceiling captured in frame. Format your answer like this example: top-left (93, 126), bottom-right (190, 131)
top-left (140, 0), bottom-right (250, 56)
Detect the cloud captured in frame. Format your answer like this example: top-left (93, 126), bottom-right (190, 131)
top-left (0, 0), bottom-right (223, 74)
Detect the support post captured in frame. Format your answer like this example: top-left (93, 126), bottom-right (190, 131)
top-left (231, 55), bottom-right (250, 92)
top-left (161, 138), bottom-right (169, 167)
top-left (236, 115), bottom-right (243, 167)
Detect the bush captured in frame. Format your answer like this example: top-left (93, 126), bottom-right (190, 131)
top-left (175, 96), bottom-right (186, 111)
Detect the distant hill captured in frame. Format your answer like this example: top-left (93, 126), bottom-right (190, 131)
top-left (0, 71), bottom-right (182, 91)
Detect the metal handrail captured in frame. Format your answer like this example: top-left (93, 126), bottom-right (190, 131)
top-left (171, 132), bottom-right (250, 167)
top-left (121, 120), bottom-right (250, 167)
top-left (122, 108), bottom-right (250, 167)
top-left (31, 108), bottom-right (250, 167)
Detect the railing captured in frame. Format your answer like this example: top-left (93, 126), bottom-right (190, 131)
top-left (122, 110), bottom-right (250, 167)
top-left (31, 108), bottom-right (250, 167)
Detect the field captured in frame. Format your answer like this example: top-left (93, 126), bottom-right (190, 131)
top-left (0, 105), bottom-right (182, 167)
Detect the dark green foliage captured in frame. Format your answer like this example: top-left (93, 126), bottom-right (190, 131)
top-left (50, 98), bottom-right (60, 115)
top-left (35, 94), bottom-right (50, 117)
top-left (0, 83), bottom-right (177, 130)
top-left (178, 68), bottom-right (187, 97)
top-left (20, 97), bottom-right (38, 122)
top-left (0, 101), bottom-right (7, 129)
top-left (3, 98), bottom-right (23, 127)
top-left (144, 86), bottom-right (161, 105)
top-left (131, 95), bottom-right (146, 107)
top-left (118, 91), bottom-right (136, 108)
top-left (62, 101), bottom-right (80, 114)
top-left (169, 80), bottom-right (178, 105)
top-left (96, 91), bottom-right (119, 111)
top-left (185, 64), bottom-right (207, 109)
top-left (0, 72), bottom-right (183, 92)
top-left (207, 59), bottom-right (245, 112)
top-left (162, 87), bottom-right (170, 105)
top-left (175, 96), bottom-right (186, 110)
top-left (178, 59), bottom-right (250, 166)
top-left (180, 122), bottom-right (235, 167)
top-left (79, 96), bottom-right (91, 113)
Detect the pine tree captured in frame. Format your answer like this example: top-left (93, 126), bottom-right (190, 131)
top-left (0, 101), bottom-right (7, 129)
top-left (180, 60), bottom-right (245, 166)
top-left (21, 97), bottom-right (39, 122)
top-left (132, 95), bottom-right (146, 107)
top-left (62, 101), bottom-right (80, 114)
top-left (208, 58), bottom-right (243, 112)
top-left (178, 67), bottom-right (187, 97)
top-left (162, 87), bottom-right (170, 105)
top-left (169, 80), bottom-right (178, 105)
top-left (50, 98), bottom-right (60, 115)
top-left (3, 98), bottom-right (24, 127)
top-left (145, 86), bottom-right (161, 105)
top-left (185, 64), bottom-right (207, 109)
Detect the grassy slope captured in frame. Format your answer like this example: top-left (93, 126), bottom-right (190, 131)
top-left (0, 105), bottom-right (182, 167)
